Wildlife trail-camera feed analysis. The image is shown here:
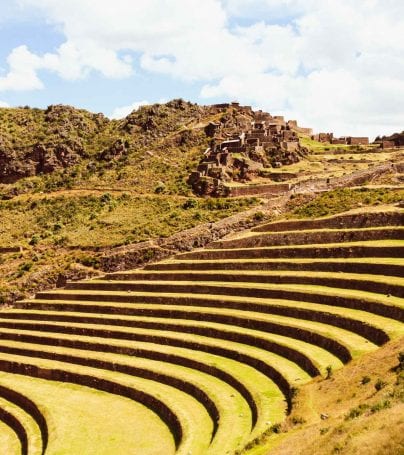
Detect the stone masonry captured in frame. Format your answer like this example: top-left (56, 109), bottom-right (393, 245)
top-left (189, 104), bottom-right (310, 196)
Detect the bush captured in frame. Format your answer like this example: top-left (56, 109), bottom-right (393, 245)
top-left (29, 235), bottom-right (40, 246)
top-left (253, 211), bottom-right (265, 221)
top-left (398, 352), bottom-right (404, 371)
top-left (370, 400), bottom-right (391, 413)
top-left (345, 404), bottom-right (369, 420)
top-left (361, 376), bottom-right (371, 385)
top-left (375, 379), bottom-right (387, 391)
top-left (182, 198), bottom-right (198, 209)
top-left (326, 365), bottom-right (333, 379)
top-left (154, 182), bottom-right (166, 194)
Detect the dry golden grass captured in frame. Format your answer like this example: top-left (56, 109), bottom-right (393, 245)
top-left (266, 337), bottom-right (404, 455)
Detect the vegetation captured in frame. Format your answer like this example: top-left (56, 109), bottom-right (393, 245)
top-left (0, 193), bottom-right (257, 303)
top-left (288, 187), bottom-right (403, 218)
top-left (0, 100), bottom-right (403, 454)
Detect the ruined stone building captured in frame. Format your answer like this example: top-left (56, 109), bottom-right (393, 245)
top-left (312, 133), bottom-right (369, 146)
top-left (189, 105), bottom-right (310, 196)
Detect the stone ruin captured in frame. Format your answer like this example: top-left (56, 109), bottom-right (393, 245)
top-left (312, 132), bottom-right (369, 146)
top-left (189, 104), bottom-right (310, 196)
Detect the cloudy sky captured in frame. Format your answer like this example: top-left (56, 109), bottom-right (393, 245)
top-left (0, 0), bottom-right (403, 138)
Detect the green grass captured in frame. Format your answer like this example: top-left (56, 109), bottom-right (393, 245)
top-left (0, 371), bottom-right (177, 455)
top-left (15, 297), bottom-right (381, 356)
top-left (108, 269), bottom-right (404, 288)
top-left (0, 193), bottom-right (258, 249)
top-left (0, 353), bottom-right (214, 455)
top-left (69, 278), bottom-right (403, 313)
top-left (0, 312), bottom-right (288, 442)
top-left (0, 339), bottom-right (254, 454)
top-left (0, 418), bottom-right (19, 455)
top-left (0, 395), bottom-right (42, 455)
top-left (156, 257), bottom-right (404, 266)
top-left (0, 193), bottom-right (259, 304)
top-left (26, 283), bottom-right (404, 340)
top-left (0, 306), bottom-right (342, 373)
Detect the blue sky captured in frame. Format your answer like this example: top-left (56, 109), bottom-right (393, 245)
top-left (1, 1), bottom-right (403, 138)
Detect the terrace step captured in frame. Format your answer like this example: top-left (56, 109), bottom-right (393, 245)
top-left (1, 209), bottom-right (403, 453)
top-left (0, 319), bottom-right (288, 443)
top-left (100, 271), bottom-right (404, 298)
top-left (251, 211), bottom-right (404, 233)
top-left (0, 318), bottom-right (313, 411)
top-left (145, 258), bottom-right (404, 277)
top-left (0, 417), bottom-right (20, 455)
top-left (0, 383), bottom-right (47, 455)
top-left (0, 371), bottom-right (177, 455)
top-left (210, 227), bottom-right (404, 249)
top-left (0, 352), bottom-right (213, 455)
top-left (176, 241), bottom-right (404, 260)
top-left (48, 281), bottom-right (404, 324)
top-left (0, 340), bottom-right (254, 455)
top-left (15, 299), bottom-right (385, 359)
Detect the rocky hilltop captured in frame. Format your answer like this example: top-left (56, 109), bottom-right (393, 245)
top-left (0, 100), bottom-right (315, 199)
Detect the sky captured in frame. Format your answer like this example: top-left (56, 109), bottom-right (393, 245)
top-left (0, 0), bottom-right (403, 139)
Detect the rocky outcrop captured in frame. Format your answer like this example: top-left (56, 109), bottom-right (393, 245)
top-left (0, 141), bottom-right (85, 183)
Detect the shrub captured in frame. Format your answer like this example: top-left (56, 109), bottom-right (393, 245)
top-left (29, 235), bottom-right (40, 246)
top-left (270, 423), bottom-right (282, 434)
top-left (19, 261), bottom-right (33, 272)
top-left (291, 416), bottom-right (306, 425)
top-left (361, 376), bottom-right (371, 385)
top-left (182, 198), bottom-right (198, 209)
top-left (100, 192), bottom-right (112, 203)
top-left (345, 404), bottom-right (369, 420)
top-left (375, 379), bottom-right (387, 391)
top-left (154, 182), bottom-right (166, 194)
top-left (326, 365), bottom-right (333, 379)
top-left (398, 352), bottom-right (404, 371)
top-left (370, 400), bottom-right (391, 413)
top-left (253, 211), bottom-right (265, 221)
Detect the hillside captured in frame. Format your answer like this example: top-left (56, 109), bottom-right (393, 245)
top-left (0, 100), bottom-right (403, 455)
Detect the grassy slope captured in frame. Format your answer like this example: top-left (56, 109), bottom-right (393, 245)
top-left (0, 193), bottom-right (257, 303)
top-left (264, 337), bottom-right (404, 455)
top-left (0, 101), bottom-right (263, 303)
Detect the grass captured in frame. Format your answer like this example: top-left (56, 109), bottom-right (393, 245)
top-left (0, 306), bottom-right (341, 375)
top-left (0, 312), bottom-right (288, 441)
top-left (0, 315), bottom-right (312, 383)
top-left (14, 296), bottom-right (381, 357)
top-left (106, 269), bottom-right (404, 290)
top-left (266, 337), bottom-right (404, 455)
top-left (62, 276), bottom-right (404, 314)
top-left (0, 193), bottom-right (259, 304)
top-left (0, 395), bottom-right (42, 454)
top-left (0, 352), bottom-right (214, 455)
top-left (0, 371), bottom-right (177, 455)
top-left (0, 418), bottom-right (19, 455)
top-left (0, 193), bottom-right (257, 249)
top-left (0, 339), bottom-right (254, 454)
top-left (287, 187), bottom-right (404, 219)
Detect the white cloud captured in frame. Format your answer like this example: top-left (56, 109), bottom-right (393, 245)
top-left (0, 45), bottom-right (44, 91)
top-left (0, 101), bottom-right (10, 108)
top-left (1, 0), bottom-right (403, 136)
top-left (109, 100), bottom-right (150, 119)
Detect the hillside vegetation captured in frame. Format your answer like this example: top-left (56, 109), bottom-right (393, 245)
top-left (0, 100), bottom-right (403, 454)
